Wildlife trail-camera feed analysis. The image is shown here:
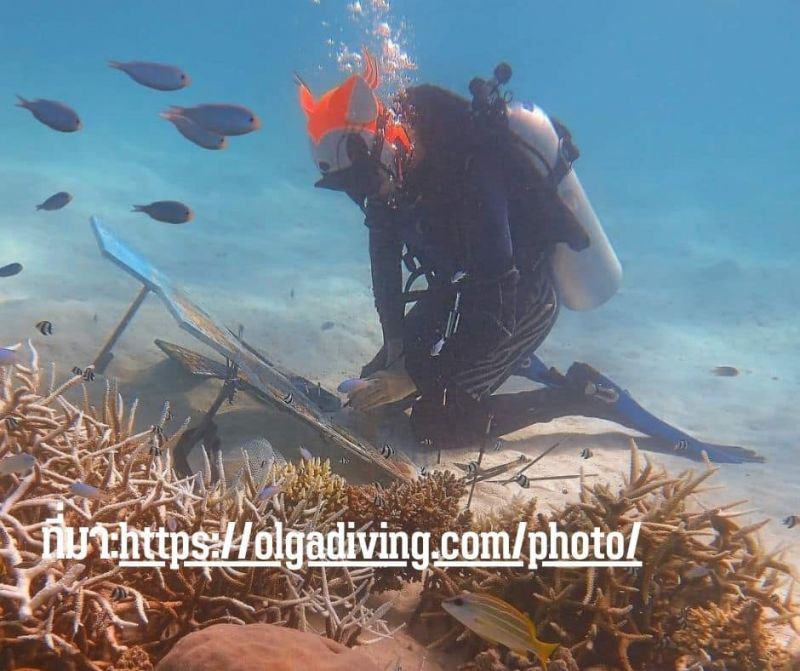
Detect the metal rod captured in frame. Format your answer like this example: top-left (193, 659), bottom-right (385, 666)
top-left (465, 415), bottom-right (493, 511)
top-left (92, 285), bottom-right (150, 374)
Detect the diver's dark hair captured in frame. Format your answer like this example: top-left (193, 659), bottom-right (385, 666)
top-left (398, 85), bottom-right (472, 151)
top-left (396, 85), bottom-right (476, 204)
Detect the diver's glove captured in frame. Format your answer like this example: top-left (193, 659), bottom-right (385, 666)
top-left (347, 355), bottom-right (417, 412)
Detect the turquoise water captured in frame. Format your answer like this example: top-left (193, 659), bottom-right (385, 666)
top-left (1, 2), bottom-right (798, 547)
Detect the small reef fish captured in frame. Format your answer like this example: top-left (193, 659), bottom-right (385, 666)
top-left (624, 565), bottom-right (641, 578)
top-left (514, 473), bottom-right (530, 489)
top-left (36, 320), bottom-right (54, 336)
top-left (160, 110), bottom-right (228, 150)
top-left (783, 515), bottom-right (798, 529)
top-left (0, 348), bottom-right (20, 367)
top-left (683, 566), bottom-right (712, 579)
top-left (493, 439), bottom-right (504, 451)
top-left (71, 367), bottom-right (95, 382)
top-left (16, 96), bottom-right (82, 132)
top-left (442, 592), bottom-right (559, 668)
top-left (420, 465), bottom-right (429, 477)
top-left (166, 516), bottom-right (178, 532)
top-left (36, 191), bottom-right (73, 211)
top-left (337, 378), bottom-right (369, 395)
top-left (109, 60), bottom-right (191, 91)
top-left (166, 103), bottom-right (261, 136)
top-left (380, 443), bottom-right (395, 458)
top-left (467, 461), bottom-right (479, 476)
top-left (282, 392), bottom-right (294, 404)
top-left (0, 262), bottom-right (23, 278)
top-left (712, 366), bottom-right (739, 377)
top-left (299, 446), bottom-right (313, 461)
top-left (338, 456), bottom-right (350, 465)
top-left (69, 481), bottom-right (104, 500)
top-left (673, 439), bottom-right (689, 453)
top-left (132, 201), bottom-right (194, 224)
top-left (580, 448), bottom-right (593, 460)
top-left (110, 586), bottom-right (129, 600)
top-left (257, 484), bottom-right (280, 502)
top-left (4, 416), bottom-right (20, 430)
top-left (0, 453), bottom-right (36, 475)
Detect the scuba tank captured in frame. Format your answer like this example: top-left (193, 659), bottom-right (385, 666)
top-left (470, 65), bottom-right (622, 311)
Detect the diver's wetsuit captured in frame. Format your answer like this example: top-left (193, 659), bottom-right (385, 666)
top-left (359, 107), bottom-right (589, 448)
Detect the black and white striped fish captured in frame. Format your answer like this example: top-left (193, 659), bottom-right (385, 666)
top-left (580, 448), bottom-right (594, 460)
top-left (673, 439), bottom-right (689, 453)
top-left (380, 443), bottom-right (395, 458)
top-left (514, 473), bottom-right (530, 489)
top-left (36, 320), bottom-right (53, 336)
top-left (72, 366), bottom-right (95, 382)
top-left (466, 461), bottom-right (479, 477)
top-left (624, 565), bottom-right (641, 578)
top-left (783, 515), bottom-right (798, 529)
top-left (110, 586), bottom-right (128, 601)
top-left (282, 391), bottom-right (293, 404)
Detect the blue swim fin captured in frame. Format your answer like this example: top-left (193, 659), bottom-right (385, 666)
top-left (513, 354), bottom-right (763, 464)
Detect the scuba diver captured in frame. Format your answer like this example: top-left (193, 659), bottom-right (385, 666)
top-left (296, 51), bottom-right (760, 464)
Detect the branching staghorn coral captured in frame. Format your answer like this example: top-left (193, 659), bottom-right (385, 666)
top-left (0, 342), bottom-right (396, 670)
top-left (345, 471), bottom-right (469, 591)
top-left (414, 441), bottom-right (800, 671)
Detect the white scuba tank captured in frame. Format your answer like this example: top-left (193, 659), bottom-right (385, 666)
top-left (507, 103), bottom-right (622, 310)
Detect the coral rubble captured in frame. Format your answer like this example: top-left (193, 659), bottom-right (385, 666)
top-left (414, 441), bottom-right (799, 671)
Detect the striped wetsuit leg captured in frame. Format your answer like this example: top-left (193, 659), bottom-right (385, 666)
top-left (449, 255), bottom-right (559, 400)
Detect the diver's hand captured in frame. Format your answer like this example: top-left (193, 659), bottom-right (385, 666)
top-left (348, 356), bottom-right (417, 412)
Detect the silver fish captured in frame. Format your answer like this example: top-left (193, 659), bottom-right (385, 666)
top-left (160, 110), bottom-right (228, 150)
top-left (109, 60), bottom-right (190, 91)
top-left (16, 96), bottom-right (82, 132)
top-left (69, 481), bottom-right (103, 500)
top-left (166, 103), bottom-right (261, 136)
top-left (0, 347), bottom-right (20, 367)
top-left (684, 566), bottom-right (712, 579)
top-left (0, 453), bottom-right (35, 475)
top-left (132, 201), bottom-right (193, 224)
top-left (36, 191), bottom-right (72, 211)
top-left (257, 484), bottom-right (281, 502)
top-left (165, 516), bottom-right (178, 532)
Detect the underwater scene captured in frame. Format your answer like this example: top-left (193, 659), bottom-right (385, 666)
top-left (1, 1), bottom-right (798, 669)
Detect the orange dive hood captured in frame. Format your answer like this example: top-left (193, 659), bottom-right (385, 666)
top-left (296, 48), bottom-right (411, 181)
